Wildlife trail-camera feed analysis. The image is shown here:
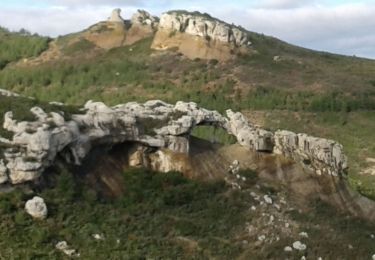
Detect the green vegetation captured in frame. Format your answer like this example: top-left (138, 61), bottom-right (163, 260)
top-left (0, 167), bottom-right (374, 259)
top-left (0, 168), bottom-right (247, 259)
top-left (0, 27), bottom-right (50, 69)
top-left (192, 126), bottom-right (237, 145)
top-left (61, 38), bottom-right (96, 56)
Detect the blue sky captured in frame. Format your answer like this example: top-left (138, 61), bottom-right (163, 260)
top-left (0, 0), bottom-right (374, 58)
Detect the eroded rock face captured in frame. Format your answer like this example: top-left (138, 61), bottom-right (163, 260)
top-left (158, 12), bottom-right (250, 46)
top-left (152, 11), bottom-right (252, 61)
top-left (25, 196), bottom-right (47, 219)
top-left (274, 130), bottom-right (348, 177)
top-left (131, 10), bottom-right (159, 28)
top-left (0, 100), bottom-right (347, 185)
top-left (109, 8), bottom-right (124, 23)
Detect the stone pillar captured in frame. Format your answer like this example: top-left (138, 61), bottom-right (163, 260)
top-left (109, 8), bottom-right (124, 23)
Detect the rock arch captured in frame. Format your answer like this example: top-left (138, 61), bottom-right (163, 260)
top-left (0, 100), bottom-right (346, 185)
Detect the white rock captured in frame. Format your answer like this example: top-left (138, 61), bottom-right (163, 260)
top-left (372, 254), bottom-right (375, 260)
top-left (293, 241), bottom-right (307, 251)
top-left (158, 12), bottom-right (249, 47)
top-left (264, 195), bottom-right (273, 204)
top-left (55, 241), bottom-right (79, 257)
top-left (0, 99), bottom-right (349, 187)
top-left (93, 234), bottom-right (104, 240)
top-left (299, 232), bottom-right (309, 238)
top-left (25, 196), bottom-right (47, 220)
top-left (251, 206), bottom-right (256, 211)
top-left (284, 246), bottom-right (293, 252)
top-left (258, 235), bottom-right (266, 241)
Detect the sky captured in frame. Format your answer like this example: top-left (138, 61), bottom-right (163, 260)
top-left (0, 0), bottom-right (374, 59)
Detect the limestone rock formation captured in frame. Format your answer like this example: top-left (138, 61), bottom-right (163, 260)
top-left (0, 99), bottom-right (347, 185)
top-left (274, 130), bottom-right (348, 177)
top-left (109, 8), bottom-right (124, 23)
top-left (131, 10), bottom-right (159, 28)
top-left (152, 11), bottom-right (252, 60)
top-left (25, 196), bottom-right (48, 219)
top-left (158, 11), bottom-right (250, 46)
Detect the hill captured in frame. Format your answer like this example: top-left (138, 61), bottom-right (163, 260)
top-left (0, 8), bottom-right (374, 259)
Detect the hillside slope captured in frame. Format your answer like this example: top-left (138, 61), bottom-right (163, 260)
top-left (0, 9), bottom-right (374, 200)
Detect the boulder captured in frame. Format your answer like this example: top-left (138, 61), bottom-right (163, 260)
top-left (292, 241), bottom-right (307, 251)
top-left (55, 241), bottom-right (79, 257)
top-left (25, 196), bottom-right (47, 220)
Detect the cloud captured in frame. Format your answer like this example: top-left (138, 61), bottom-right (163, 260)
top-left (207, 3), bottom-right (375, 58)
top-left (255, 0), bottom-right (316, 9)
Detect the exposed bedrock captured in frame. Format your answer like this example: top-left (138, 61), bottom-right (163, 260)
top-left (0, 100), bottom-right (346, 185)
top-left (151, 11), bottom-right (252, 61)
top-left (1, 99), bottom-right (374, 220)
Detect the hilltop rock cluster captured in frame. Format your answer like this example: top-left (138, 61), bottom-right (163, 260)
top-left (87, 8), bottom-right (253, 60)
top-left (158, 12), bottom-right (251, 47)
top-left (0, 99), bottom-right (347, 185)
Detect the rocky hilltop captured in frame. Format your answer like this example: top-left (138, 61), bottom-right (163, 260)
top-left (151, 11), bottom-right (251, 60)
top-left (20, 8), bottom-right (253, 65)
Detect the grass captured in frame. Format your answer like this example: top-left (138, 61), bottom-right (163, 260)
top-left (0, 167), bottom-right (248, 259)
top-left (0, 27), bottom-right (50, 69)
top-left (0, 166), bottom-right (374, 259)
top-left (61, 38), bottom-right (96, 56)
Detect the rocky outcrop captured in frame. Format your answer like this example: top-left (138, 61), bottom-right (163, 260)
top-left (274, 130), bottom-right (348, 177)
top-left (109, 8), bottom-right (124, 23)
top-left (158, 11), bottom-right (250, 46)
top-left (0, 99), bottom-right (347, 185)
top-left (25, 196), bottom-right (47, 219)
top-left (85, 9), bottom-right (159, 49)
top-left (131, 10), bottom-right (159, 29)
top-left (151, 11), bottom-right (252, 61)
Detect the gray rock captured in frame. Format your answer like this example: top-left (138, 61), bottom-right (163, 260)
top-left (25, 196), bottom-right (47, 220)
top-left (284, 246), bottom-right (293, 252)
top-left (131, 9), bottom-right (159, 28)
top-left (292, 241), bottom-right (307, 251)
top-left (264, 195), bottom-right (273, 204)
top-left (0, 99), bottom-right (349, 185)
top-left (55, 241), bottom-right (79, 257)
top-left (158, 12), bottom-right (250, 47)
